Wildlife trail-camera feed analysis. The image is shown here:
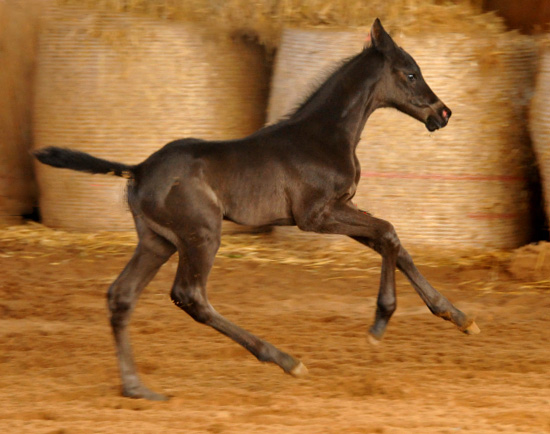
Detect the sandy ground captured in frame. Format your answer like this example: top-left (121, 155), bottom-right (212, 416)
top-left (1, 225), bottom-right (550, 433)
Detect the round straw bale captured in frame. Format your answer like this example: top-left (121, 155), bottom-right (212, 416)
top-left (268, 27), bottom-right (536, 250)
top-left (0, 0), bottom-right (40, 226)
top-left (530, 39), bottom-right (550, 226)
top-left (33, 5), bottom-right (269, 231)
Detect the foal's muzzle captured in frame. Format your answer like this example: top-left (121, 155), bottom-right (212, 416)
top-left (426, 106), bottom-right (452, 132)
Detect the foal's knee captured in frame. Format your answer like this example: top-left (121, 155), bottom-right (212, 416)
top-left (171, 286), bottom-right (212, 324)
top-left (375, 221), bottom-right (401, 256)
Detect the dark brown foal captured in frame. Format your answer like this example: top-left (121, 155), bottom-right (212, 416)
top-left (35, 19), bottom-right (479, 400)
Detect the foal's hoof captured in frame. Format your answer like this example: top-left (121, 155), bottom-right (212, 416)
top-left (367, 324), bottom-right (384, 346)
top-left (289, 361), bottom-right (309, 378)
top-left (461, 320), bottom-right (480, 335)
top-left (122, 385), bottom-right (169, 401)
top-left (367, 333), bottom-right (381, 346)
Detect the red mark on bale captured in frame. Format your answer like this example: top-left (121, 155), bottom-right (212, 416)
top-left (361, 171), bottom-right (526, 182)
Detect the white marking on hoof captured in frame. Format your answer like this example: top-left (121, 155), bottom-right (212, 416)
top-left (289, 361), bottom-right (309, 378)
top-left (367, 334), bottom-right (381, 346)
top-left (463, 321), bottom-right (480, 335)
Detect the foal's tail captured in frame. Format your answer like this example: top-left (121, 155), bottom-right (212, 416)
top-left (33, 146), bottom-right (135, 179)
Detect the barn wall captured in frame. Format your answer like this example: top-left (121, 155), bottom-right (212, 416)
top-left (483, 0), bottom-right (550, 33)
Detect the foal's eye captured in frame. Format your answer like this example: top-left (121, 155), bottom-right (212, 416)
top-left (407, 73), bottom-right (416, 82)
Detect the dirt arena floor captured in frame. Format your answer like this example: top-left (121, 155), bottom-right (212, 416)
top-left (1, 223), bottom-right (550, 434)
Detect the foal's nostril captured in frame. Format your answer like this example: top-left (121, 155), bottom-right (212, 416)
top-left (442, 108), bottom-right (452, 121)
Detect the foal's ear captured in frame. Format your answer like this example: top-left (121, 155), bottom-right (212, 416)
top-left (370, 18), bottom-right (395, 53)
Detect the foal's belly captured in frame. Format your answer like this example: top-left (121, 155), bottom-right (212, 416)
top-left (221, 187), bottom-right (294, 227)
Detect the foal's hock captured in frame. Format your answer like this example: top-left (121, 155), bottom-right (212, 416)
top-left (34, 19), bottom-right (479, 401)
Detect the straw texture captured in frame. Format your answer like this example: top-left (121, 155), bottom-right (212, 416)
top-left (530, 41), bottom-right (550, 224)
top-left (0, 0), bottom-right (40, 225)
top-left (33, 5), bottom-right (269, 231)
top-left (55, 1), bottom-right (489, 51)
top-left (268, 27), bottom-right (536, 249)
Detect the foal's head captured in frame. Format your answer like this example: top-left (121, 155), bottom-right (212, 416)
top-left (369, 19), bottom-right (451, 132)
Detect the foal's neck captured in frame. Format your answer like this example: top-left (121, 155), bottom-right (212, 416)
top-left (289, 47), bottom-right (385, 150)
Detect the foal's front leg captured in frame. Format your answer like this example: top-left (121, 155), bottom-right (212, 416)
top-left (350, 231), bottom-right (398, 342)
top-left (396, 247), bottom-right (480, 334)
top-left (308, 202), bottom-right (479, 341)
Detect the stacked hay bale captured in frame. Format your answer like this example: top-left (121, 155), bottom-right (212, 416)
top-left (267, 11), bottom-right (537, 250)
top-left (33, 4), bottom-right (269, 231)
top-left (530, 38), bottom-right (550, 229)
top-left (0, 0), bottom-right (40, 226)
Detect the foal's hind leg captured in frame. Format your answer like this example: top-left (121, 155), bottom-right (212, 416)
top-left (107, 221), bottom-right (176, 400)
top-left (169, 223), bottom-right (307, 377)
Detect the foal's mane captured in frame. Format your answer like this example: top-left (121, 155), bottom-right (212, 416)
top-left (285, 48), bottom-right (369, 121)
